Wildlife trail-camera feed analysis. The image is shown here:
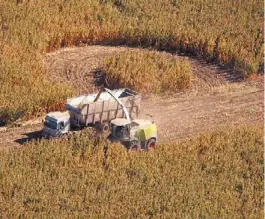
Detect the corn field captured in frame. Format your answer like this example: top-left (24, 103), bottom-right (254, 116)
top-left (0, 0), bottom-right (263, 123)
top-left (103, 50), bottom-right (192, 93)
top-left (0, 126), bottom-right (263, 218)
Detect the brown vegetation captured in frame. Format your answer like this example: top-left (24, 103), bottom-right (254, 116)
top-left (0, 0), bottom-right (263, 123)
top-left (0, 126), bottom-right (263, 218)
top-left (103, 50), bottom-right (192, 93)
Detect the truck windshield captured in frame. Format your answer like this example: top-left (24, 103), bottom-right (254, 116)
top-left (44, 119), bottom-right (58, 129)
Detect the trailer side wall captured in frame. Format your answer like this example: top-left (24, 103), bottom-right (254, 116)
top-left (67, 89), bottom-right (141, 127)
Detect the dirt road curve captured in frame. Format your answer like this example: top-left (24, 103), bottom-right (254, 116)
top-left (141, 86), bottom-right (263, 143)
top-left (0, 46), bottom-right (263, 147)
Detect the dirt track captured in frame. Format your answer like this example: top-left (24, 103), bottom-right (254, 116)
top-left (0, 46), bottom-right (263, 147)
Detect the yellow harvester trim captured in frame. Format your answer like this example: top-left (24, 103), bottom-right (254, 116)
top-left (136, 124), bottom-right (157, 141)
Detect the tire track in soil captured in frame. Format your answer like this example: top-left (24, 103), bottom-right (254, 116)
top-left (140, 87), bottom-right (263, 143)
top-left (0, 46), bottom-right (263, 148)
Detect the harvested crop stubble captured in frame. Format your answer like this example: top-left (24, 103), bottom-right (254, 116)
top-left (103, 50), bottom-right (192, 93)
top-left (0, 126), bottom-right (263, 218)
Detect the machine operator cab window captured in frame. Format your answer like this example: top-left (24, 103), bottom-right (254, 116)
top-left (44, 117), bottom-right (57, 130)
top-left (111, 118), bottom-right (136, 140)
top-left (44, 116), bottom-right (65, 131)
top-left (123, 124), bottom-right (130, 138)
top-left (113, 124), bottom-right (130, 139)
top-left (58, 121), bottom-right (65, 130)
top-left (111, 120), bottom-right (140, 140)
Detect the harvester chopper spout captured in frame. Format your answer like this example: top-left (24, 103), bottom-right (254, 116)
top-left (93, 87), bottom-right (131, 124)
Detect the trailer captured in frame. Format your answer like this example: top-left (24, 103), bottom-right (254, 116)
top-left (66, 88), bottom-right (141, 131)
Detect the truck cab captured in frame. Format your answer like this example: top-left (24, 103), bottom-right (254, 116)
top-left (109, 118), bottom-right (157, 150)
top-left (42, 111), bottom-right (71, 137)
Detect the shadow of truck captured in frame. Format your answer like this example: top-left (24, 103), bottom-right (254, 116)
top-left (15, 130), bottom-right (43, 145)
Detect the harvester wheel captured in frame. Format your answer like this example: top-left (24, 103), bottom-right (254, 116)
top-left (130, 141), bottom-right (140, 151)
top-left (146, 138), bottom-right (156, 151)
